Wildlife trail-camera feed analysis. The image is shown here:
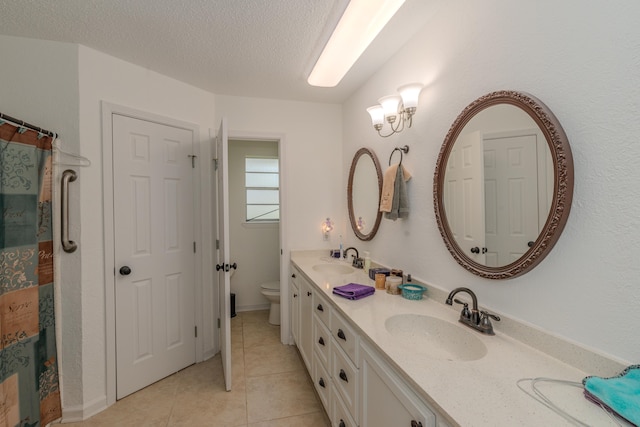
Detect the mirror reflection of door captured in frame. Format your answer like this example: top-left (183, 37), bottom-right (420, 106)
top-left (444, 130), bottom-right (485, 263)
top-left (483, 130), bottom-right (540, 267)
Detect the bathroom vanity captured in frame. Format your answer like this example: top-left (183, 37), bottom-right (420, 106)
top-left (290, 251), bottom-right (627, 427)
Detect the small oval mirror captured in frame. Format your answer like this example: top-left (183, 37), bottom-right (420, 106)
top-left (433, 91), bottom-right (574, 279)
top-left (348, 148), bottom-right (383, 241)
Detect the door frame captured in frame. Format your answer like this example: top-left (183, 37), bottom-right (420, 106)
top-left (222, 130), bottom-right (289, 345)
top-left (101, 102), bottom-right (204, 405)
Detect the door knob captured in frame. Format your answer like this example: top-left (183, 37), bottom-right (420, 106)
top-left (119, 266), bottom-right (132, 276)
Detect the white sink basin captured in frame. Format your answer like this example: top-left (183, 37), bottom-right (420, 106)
top-left (385, 314), bottom-right (487, 362)
top-left (312, 263), bottom-right (354, 275)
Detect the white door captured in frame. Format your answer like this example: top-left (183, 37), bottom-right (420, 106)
top-left (215, 118), bottom-right (232, 391)
top-left (113, 114), bottom-right (196, 399)
top-left (484, 132), bottom-right (539, 266)
top-left (445, 131), bottom-right (485, 263)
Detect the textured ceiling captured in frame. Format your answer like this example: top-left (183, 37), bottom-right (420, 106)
top-left (0, 0), bottom-right (437, 103)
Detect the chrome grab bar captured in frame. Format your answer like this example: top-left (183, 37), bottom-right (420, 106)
top-left (61, 169), bottom-right (78, 253)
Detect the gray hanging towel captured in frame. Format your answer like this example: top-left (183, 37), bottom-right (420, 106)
top-left (385, 164), bottom-right (411, 220)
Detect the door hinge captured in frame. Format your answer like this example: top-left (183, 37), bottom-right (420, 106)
top-left (188, 154), bottom-right (197, 168)
top-left (195, 326), bottom-right (198, 337)
top-left (216, 239), bottom-right (220, 250)
top-left (217, 318), bottom-right (221, 328)
top-left (193, 241), bottom-right (196, 252)
top-left (213, 158), bottom-right (218, 171)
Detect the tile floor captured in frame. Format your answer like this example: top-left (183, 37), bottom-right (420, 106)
top-left (61, 310), bottom-right (329, 426)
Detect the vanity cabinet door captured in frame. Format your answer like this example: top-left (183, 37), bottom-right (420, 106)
top-left (290, 268), bottom-right (300, 345)
top-left (360, 342), bottom-right (436, 427)
top-left (299, 275), bottom-right (314, 371)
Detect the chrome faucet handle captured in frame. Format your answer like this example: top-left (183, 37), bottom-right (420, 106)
top-left (453, 298), bottom-right (472, 321)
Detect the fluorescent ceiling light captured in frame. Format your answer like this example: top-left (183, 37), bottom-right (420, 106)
top-left (307, 0), bottom-right (406, 87)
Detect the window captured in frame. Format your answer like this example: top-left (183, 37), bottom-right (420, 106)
top-left (245, 157), bottom-right (279, 222)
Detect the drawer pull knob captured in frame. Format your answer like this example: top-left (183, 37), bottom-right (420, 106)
top-left (318, 377), bottom-right (326, 388)
top-left (317, 303), bottom-right (324, 312)
top-left (337, 329), bottom-right (346, 340)
top-left (318, 337), bottom-right (325, 346)
top-left (339, 369), bottom-right (348, 382)
top-left (339, 421), bottom-right (346, 427)
top-left (411, 421), bottom-right (423, 427)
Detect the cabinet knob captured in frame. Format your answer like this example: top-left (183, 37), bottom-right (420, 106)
top-left (411, 421), bottom-right (423, 427)
top-left (317, 304), bottom-right (324, 312)
top-left (339, 421), bottom-right (346, 427)
top-left (291, 273), bottom-right (296, 278)
top-left (339, 369), bottom-right (348, 383)
top-left (337, 329), bottom-right (346, 340)
top-left (293, 293), bottom-right (298, 298)
top-left (307, 291), bottom-right (312, 296)
top-left (318, 337), bottom-right (325, 346)
top-left (318, 377), bottom-right (325, 388)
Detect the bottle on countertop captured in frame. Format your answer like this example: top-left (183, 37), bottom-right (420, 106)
top-left (363, 251), bottom-right (371, 274)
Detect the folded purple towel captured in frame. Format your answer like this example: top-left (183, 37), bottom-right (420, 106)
top-left (333, 283), bottom-right (375, 300)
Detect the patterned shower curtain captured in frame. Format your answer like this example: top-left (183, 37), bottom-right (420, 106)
top-left (0, 120), bottom-right (62, 426)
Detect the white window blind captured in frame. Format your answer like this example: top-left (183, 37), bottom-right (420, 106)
top-left (245, 157), bottom-right (279, 221)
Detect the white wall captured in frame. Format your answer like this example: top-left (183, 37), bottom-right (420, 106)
top-left (75, 45), bottom-right (220, 417)
top-left (228, 139), bottom-right (279, 311)
top-left (215, 95), bottom-right (343, 343)
top-left (215, 95), bottom-right (344, 251)
top-left (1, 35), bottom-right (344, 419)
top-left (342, 0), bottom-right (640, 364)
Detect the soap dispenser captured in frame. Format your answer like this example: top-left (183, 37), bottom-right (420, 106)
top-left (363, 251), bottom-right (371, 274)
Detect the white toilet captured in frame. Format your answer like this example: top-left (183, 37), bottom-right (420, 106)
top-left (260, 281), bottom-right (281, 325)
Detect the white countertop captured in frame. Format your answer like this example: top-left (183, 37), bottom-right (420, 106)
top-left (291, 251), bottom-right (628, 427)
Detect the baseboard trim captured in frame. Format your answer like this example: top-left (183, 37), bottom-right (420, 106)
top-left (60, 395), bottom-right (107, 423)
top-left (237, 303), bottom-right (270, 312)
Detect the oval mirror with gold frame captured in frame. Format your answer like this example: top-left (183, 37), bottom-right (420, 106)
top-left (348, 147), bottom-right (383, 241)
top-left (433, 91), bottom-right (574, 279)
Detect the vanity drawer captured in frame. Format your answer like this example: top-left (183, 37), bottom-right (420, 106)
top-left (332, 386), bottom-right (357, 427)
top-left (313, 291), bottom-right (331, 328)
top-left (313, 314), bottom-right (331, 369)
top-left (332, 342), bottom-right (359, 424)
top-left (331, 310), bottom-right (359, 366)
top-left (312, 350), bottom-right (332, 413)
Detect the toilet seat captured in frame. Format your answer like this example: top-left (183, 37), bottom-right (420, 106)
top-left (260, 281), bottom-right (280, 291)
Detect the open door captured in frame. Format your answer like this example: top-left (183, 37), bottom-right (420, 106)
top-left (215, 117), bottom-right (232, 391)
top-left (445, 130), bottom-right (486, 263)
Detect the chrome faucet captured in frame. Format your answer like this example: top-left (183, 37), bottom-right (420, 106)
top-left (343, 247), bottom-right (363, 268)
top-left (445, 287), bottom-right (500, 335)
